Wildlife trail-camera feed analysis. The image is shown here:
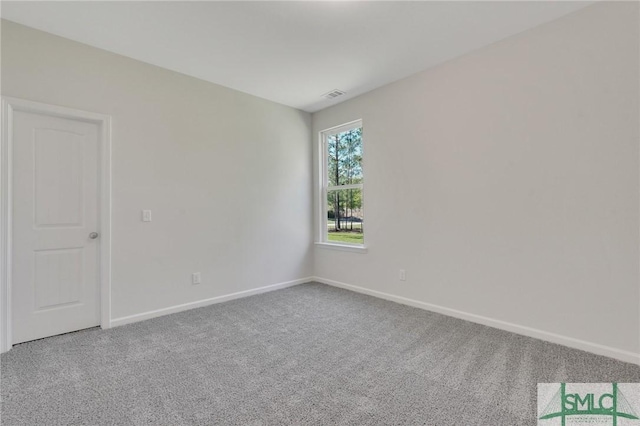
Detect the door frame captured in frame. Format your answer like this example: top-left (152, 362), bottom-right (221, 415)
top-left (1, 97), bottom-right (112, 352)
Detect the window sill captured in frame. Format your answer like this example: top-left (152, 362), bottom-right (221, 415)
top-left (314, 242), bottom-right (368, 254)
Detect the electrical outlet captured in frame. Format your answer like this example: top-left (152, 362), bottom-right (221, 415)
top-left (192, 272), bottom-right (201, 285)
top-left (399, 269), bottom-right (406, 281)
top-left (142, 210), bottom-right (152, 222)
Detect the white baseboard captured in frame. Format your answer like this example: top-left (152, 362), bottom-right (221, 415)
top-left (110, 277), bottom-right (312, 328)
top-left (313, 276), bottom-right (640, 366)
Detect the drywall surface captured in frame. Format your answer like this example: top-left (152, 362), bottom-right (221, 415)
top-left (312, 2), bottom-right (640, 355)
top-left (1, 20), bottom-right (313, 320)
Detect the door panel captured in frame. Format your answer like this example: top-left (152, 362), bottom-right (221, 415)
top-left (34, 128), bottom-right (84, 228)
top-left (34, 248), bottom-right (83, 310)
top-left (12, 110), bottom-right (100, 344)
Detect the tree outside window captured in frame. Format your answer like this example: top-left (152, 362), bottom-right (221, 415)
top-left (322, 122), bottom-right (363, 245)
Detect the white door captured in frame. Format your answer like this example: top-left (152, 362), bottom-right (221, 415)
top-left (12, 110), bottom-right (101, 344)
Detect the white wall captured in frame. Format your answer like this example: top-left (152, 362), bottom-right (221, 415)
top-left (313, 2), bottom-right (640, 357)
top-left (1, 20), bottom-right (313, 321)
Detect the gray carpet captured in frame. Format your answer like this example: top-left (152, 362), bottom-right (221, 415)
top-left (1, 282), bottom-right (639, 425)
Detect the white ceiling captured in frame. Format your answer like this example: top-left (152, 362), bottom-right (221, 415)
top-left (1, 1), bottom-right (592, 112)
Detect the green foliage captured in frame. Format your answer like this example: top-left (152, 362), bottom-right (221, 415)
top-left (327, 127), bottom-right (363, 231)
top-left (326, 189), bottom-right (362, 213)
top-left (327, 232), bottom-right (364, 244)
top-left (327, 128), bottom-right (362, 186)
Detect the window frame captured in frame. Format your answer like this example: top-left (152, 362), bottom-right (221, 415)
top-left (317, 119), bottom-right (367, 252)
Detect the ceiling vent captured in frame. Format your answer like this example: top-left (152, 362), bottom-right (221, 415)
top-left (323, 89), bottom-right (345, 100)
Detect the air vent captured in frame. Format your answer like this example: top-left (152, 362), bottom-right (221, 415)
top-left (323, 89), bottom-right (345, 100)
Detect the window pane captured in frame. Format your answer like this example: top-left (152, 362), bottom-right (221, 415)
top-left (327, 128), bottom-right (363, 187)
top-left (327, 188), bottom-right (363, 244)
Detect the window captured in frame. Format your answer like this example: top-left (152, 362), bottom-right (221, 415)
top-left (319, 120), bottom-right (364, 248)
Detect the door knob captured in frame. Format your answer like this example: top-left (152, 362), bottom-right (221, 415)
top-left (89, 232), bottom-right (99, 239)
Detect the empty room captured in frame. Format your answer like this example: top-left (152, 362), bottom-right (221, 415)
top-left (1, 1), bottom-right (639, 425)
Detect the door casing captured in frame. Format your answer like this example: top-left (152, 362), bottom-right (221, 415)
top-left (1, 97), bottom-right (112, 352)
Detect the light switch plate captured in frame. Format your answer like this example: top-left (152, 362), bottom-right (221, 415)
top-left (142, 210), bottom-right (152, 222)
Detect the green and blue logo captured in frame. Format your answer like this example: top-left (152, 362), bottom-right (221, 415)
top-left (538, 383), bottom-right (639, 426)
